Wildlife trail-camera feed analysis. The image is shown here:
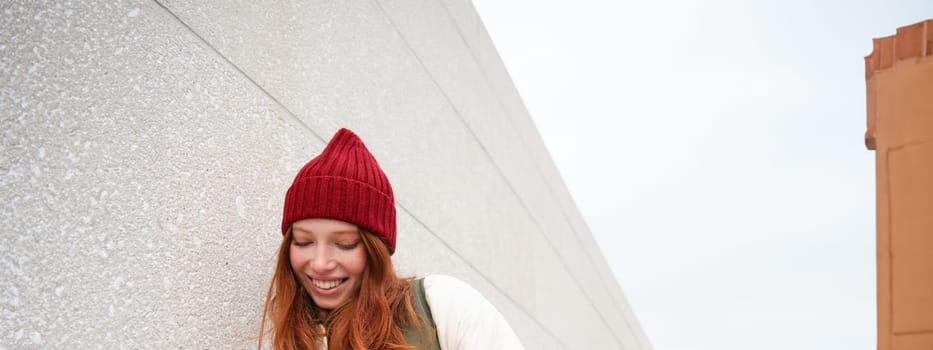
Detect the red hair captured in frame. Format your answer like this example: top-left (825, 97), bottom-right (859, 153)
top-left (259, 228), bottom-right (431, 350)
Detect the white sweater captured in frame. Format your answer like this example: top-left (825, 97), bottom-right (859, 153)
top-left (422, 275), bottom-right (525, 350)
top-left (317, 275), bottom-right (525, 350)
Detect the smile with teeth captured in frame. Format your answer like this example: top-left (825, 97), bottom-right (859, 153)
top-left (312, 278), bottom-right (346, 290)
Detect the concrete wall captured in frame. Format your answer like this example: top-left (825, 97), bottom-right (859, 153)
top-left (864, 19), bottom-right (933, 350)
top-left (1, 1), bottom-right (651, 348)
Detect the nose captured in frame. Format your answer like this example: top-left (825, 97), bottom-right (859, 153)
top-left (310, 245), bottom-right (337, 273)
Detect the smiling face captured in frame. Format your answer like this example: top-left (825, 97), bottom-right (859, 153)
top-left (289, 218), bottom-right (367, 310)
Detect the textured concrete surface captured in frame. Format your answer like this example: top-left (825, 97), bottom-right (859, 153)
top-left (1, 1), bottom-right (651, 348)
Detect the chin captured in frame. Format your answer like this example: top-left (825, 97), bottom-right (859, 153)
top-left (313, 299), bottom-right (342, 310)
top-left (309, 289), bottom-right (351, 310)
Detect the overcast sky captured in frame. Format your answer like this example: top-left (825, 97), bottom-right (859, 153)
top-left (471, 1), bottom-right (932, 349)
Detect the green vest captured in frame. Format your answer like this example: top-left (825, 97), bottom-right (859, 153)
top-left (403, 278), bottom-right (441, 350)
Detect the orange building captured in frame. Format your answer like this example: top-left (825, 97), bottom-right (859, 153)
top-left (864, 19), bottom-right (933, 350)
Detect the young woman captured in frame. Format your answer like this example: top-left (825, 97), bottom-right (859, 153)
top-left (260, 128), bottom-right (525, 350)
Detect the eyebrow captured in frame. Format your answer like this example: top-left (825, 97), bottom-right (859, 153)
top-left (331, 230), bottom-right (360, 237)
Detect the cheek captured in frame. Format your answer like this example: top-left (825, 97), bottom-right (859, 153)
top-left (288, 246), bottom-right (304, 271)
top-left (347, 250), bottom-right (367, 276)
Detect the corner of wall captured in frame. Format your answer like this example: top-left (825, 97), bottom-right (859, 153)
top-left (863, 19), bottom-right (933, 151)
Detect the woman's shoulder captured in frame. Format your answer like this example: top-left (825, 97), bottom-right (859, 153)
top-left (418, 274), bottom-right (525, 350)
top-left (420, 274), bottom-right (490, 306)
top-left (420, 273), bottom-right (489, 317)
top-left (421, 274), bottom-right (472, 291)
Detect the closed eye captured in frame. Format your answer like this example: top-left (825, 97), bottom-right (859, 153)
top-left (336, 242), bottom-right (360, 250)
top-left (292, 240), bottom-right (313, 247)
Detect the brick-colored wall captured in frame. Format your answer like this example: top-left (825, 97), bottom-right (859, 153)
top-left (864, 19), bottom-right (933, 350)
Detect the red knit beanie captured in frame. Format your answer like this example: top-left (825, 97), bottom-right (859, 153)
top-left (281, 128), bottom-right (397, 254)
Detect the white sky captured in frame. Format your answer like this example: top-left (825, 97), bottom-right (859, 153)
top-left (471, 1), bottom-right (933, 349)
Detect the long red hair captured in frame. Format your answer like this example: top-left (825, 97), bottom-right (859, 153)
top-left (259, 227), bottom-right (429, 350)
